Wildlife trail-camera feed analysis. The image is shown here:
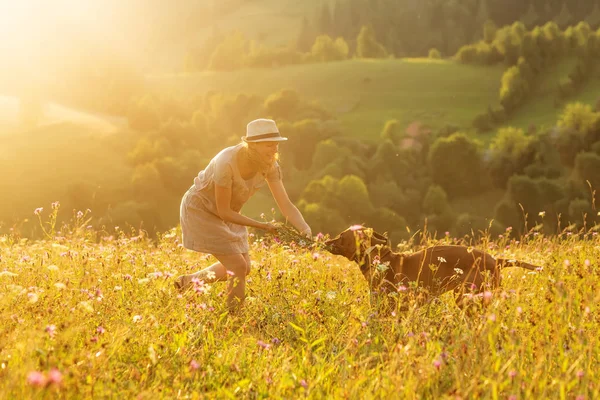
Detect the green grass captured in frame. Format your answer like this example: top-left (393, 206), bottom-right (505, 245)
top-left (1, 214), bottom-right (598, 398)
top-left (502, 61), bottom-right (600, 132)
top-left (153, 58), bottom-right (506, 139)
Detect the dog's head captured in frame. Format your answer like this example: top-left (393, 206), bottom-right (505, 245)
top-left (325, 225), bottom-right (390, 263)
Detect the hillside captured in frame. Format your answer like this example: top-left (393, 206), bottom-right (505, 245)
top-left (0, 123), bottom-right (133, 229)
top-left (152, 58), bottom-right (507, 138)
top-left (152, 57), bottom-right (600, 139)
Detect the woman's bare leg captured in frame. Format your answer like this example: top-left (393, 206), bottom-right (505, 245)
top-left (212, 253), bottom-right (248, 311)
top-left (175, 252), bottom-right (251, 289)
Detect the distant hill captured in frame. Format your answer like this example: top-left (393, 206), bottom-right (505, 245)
top-left (151, 58), bottom-right (506, 138)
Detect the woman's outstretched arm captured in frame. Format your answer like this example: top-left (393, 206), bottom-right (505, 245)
top-left (268, 180), bottom-right (311, 238)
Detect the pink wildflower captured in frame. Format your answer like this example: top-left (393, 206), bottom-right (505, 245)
top-left (257, 340), bottom-right (271, 350)
top-left (34, 207), bottom-right (43, 216)
top-left (190, 360), bottom-right (200, 371)
top-left (27, 371), bottom-right (47, 387)
top-left (45, 325), bottom-right (57, 338)
top-left (48, 368), bottom-right (62, 385)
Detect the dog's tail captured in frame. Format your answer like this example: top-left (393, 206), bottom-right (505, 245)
top-left (496, 258), bottom-right (542, 271)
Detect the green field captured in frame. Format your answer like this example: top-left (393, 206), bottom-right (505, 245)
top-left (153, 58), bottom-right (507, 138)
top-left (503, 59), bottom-right (600, 132)
top-left (0, 221), bottom-right (598, 398)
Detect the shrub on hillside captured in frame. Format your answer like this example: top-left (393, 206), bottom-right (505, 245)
top-left (245, 43), bottom-right (304, 68)
top-left (336, 175), bottom-right (374, 220)
top-left (494, 199), bottom-right (522, 233)
top-left (298, 201), bottom-right (347, 237)
top-left (428, 48), bottom-right (442, 59)
top-left (264, 89), bottom-right (301, 121)
top-left (486, 127), bottom-right (535, 188)
top-left (310, 35), bottom-right (349, 62)
top-left (454, 42), bottom-right (502, 65)
top-left (422, 184), bottom-right (456, 233)
top-left (380, 119), bottom-right (402, 144)
top-left (573, 152), bottom-right (600, 194)
top-left (427, 133), bottom-right (487, 198)
top-left (499, 65), bottom-right (530, 113)
top-left (356, 25), bottom-right (387, 59)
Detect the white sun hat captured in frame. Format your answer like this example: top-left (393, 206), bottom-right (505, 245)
top-left (242, 119), bottom-right (288, 143)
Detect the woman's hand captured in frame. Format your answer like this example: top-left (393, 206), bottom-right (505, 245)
top-left (260, 222), bottom-right (278, 233)
top-left (300, 226), bottom-right (312, 239)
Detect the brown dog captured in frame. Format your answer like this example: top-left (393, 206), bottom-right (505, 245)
top-left (325, 226), bottom-right (541, 308)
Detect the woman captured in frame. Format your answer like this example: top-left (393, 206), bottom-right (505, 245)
top-left (175, 118), bottom-right (312, 311)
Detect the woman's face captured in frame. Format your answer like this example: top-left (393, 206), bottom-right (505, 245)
top-left (251, 141), bottom-right (279, 163)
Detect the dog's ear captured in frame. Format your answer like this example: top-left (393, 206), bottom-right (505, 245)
top-left (370, 231), bottom-right (390, 247)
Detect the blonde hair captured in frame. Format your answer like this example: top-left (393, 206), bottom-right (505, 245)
top-left (240, 141), bottom-right (279, 174)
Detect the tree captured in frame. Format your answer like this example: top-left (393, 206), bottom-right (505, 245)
top-left (499, 65), bottom-right (529, 112)
top-left (264, 89), bottom-right (300, 121)
top-left (380, 119), bottom-right (402, 144)
top-left (428, 48), bottom-right (442, 59)
top-left (310, 35), bottom-right (349, 62)
top-left (336, 175), bottom-right (374, 220)
top-left (356, 25), bottom-right (387, 58)
top-left (427, 133), bottom-right (487, 198)
top-left (487, 127), bottom-right (534, 188)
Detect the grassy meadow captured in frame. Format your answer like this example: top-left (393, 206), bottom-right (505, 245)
top-left (155, 57), bottom-right (600, 140)
top-left (153, 58), bottom-right (507, 138)
top-left (0, 210), bottom-right (598, 398)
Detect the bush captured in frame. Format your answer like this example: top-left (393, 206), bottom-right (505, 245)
top-left (455, 42), bottom-right (502, 65)
top-left (427, 133), bottom-right (486, 198)
top-left (428, 48), bottom-right (442, 59)
top-left (486, 127), bottom-right (534, 188)
top-left (336, 175), bottom-right (374, 220)
top-left (356, 25), bottom-right (387, 59)
top-left (298, 201), bottom-right (347, 237)
top-left (573, 152), bottom-right (600, 193)
top-left (422, 185), bottom-right (451, 215)
top-left (264, 89), bottom-right (301, 121)
top-left (499, 65), bottom-right (530, 112)
top-left (494, 199), bottom-right (522, 233)
top-left (380, 119), bottom-right (402, 144)
top-left (310, 35), bottom-right (349, 62)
